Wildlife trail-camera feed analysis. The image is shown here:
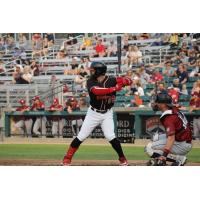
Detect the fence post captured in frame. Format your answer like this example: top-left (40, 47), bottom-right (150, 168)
top-left (6, 88), bottom-right (10, 106)
top-left (159, 48), bottom-right (162, 64)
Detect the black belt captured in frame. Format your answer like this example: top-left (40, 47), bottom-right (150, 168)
top-left (91, 107), bottom-right (108, 114)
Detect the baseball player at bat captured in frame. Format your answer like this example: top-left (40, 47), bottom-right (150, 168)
top-left (62, 61), bottom-right (132, 166)
top-left (145, 93), bottom-right (192, 166)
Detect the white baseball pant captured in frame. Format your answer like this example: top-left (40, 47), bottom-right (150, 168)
top-left (145, 133), bottom-right (192, 157)
top-left (193, 118), bottom-right (200, 139)
top-left (52, 119), bottom-right (65, 136)
top-left (77, 107), bottom-right (116, 142)
top-left (15, 119), bottom-right (33, 136)
top-left (33, 117), bottom-right (47, 135)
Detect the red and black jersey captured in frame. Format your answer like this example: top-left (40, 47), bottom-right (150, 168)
top-left (16, 105), bottom-right (30, 120)
top-left (50, 104), bottom-right (63, 111)
top-left (31, 101), bottom-right (45, 111)
top-left (160, 107), bottom-right (192, 143)
top-left (49, 104), bottom-right (63, 121)
top-left (87, 76), bottom-right (117, 110)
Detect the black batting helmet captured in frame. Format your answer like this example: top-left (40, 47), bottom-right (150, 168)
top-left (90, 62), bottom-right (107, 78)
top-left (154, 93), bottom-right (173, 107)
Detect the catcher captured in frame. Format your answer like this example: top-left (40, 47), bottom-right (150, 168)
top-left (145, 93), bottom-right (192, 166)
top-left (62, 62), bottom-right (132, 166)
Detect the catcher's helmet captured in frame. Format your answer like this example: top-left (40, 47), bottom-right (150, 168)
top-left (90, 62), bottom-right (107, 78)
top-left (154, 93), bottom-right (173, 107)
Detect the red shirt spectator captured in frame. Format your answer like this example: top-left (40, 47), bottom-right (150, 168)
top-left (168, 88), bottom-right (180, 104)
top-left (95, 39), bottom-right (106, 57)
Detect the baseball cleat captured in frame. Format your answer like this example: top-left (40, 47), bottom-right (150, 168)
top-left (119, 157), bottom-right (128, 166)
top-left (171, 156), bottom-right (187, 166)
top-left (62, 155), bottom-right (71, 166)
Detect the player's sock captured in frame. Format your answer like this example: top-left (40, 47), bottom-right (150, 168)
top-left (65, 137), bottom-right (82, 160)
top-left (109, 138), bottom-right (125, 159)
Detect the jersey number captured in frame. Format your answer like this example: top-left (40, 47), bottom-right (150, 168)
top-left (177, 111), bottom-right (188, 129)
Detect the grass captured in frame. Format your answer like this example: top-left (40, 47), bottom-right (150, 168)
top-left (0, 144), bottom-right (199, 162)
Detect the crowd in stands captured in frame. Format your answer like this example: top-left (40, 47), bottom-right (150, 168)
top-left (0, 33), bottom-right (200, 110)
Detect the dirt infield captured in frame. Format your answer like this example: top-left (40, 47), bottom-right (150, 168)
top-left (0, 159), bottom-right (199, 166)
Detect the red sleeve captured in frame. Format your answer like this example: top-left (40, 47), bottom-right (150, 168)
top-left (116, 77), bottom-right (124, 85)
top-left (91, 86), bottom-right (115, 95)
top-left (162, 115), bottom-right (176, 136)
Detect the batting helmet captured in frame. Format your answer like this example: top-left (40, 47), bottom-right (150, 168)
top-left (90, 62), bottom-right (107, 78)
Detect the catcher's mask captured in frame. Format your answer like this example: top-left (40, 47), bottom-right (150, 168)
top-left (90, 62), bottom-right (107, 79)
top-left (151, 93), bottom-right (173, 111)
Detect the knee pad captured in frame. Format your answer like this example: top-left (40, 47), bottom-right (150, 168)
top-left (144, 143), bottom-right (154, 157)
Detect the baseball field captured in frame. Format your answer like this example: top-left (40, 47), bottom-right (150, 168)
top-left (0, 138), bottom-right (200, 166)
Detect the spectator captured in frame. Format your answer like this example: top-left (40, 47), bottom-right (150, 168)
top-left (56, 49), bottom-right (66, 59)
top-left (94, 39), bottom-right (106, 57)
top-left (129, 79), bottom-right (144, 96)
top-left (150, 69), bottom-right (164, 83)
top-left (78, 97), bottom-right (88, 110)
top-left (171, 53), bottom-right (183, 66)
top-left (12, 65), bottom-right (23, 84)
top-left (188, 50), bottom-right (197, 67)
top-left (175, 63), bottom-right (189, 85)
top-left (30, 60), bottom-right (40, 76)
top-left (147, 82), bottom-right (168, 97)
top-left (162, 61), bottom-right (175, 77)
top-left (179, 51), bottom-right (189, 64)
top-left (169, 33), bottom-right (179, 48)
top-left (70, 57), bottom-right (79, 75)
top-left (171, 78), bottom-right (181, 91)
top-left (138, 66), bottom-right (150, 87)
top-left (5, 34), bottom-right (15, 51)
top-left (181, 84), bottom-right (188, 95)
top-left (12, 47), bottom-right (21, 60)
top-left (180, 42), bottom-right (189, 55)
top-left (0, 60), bottom-right (5, 76)
top-left (81, 37), bottom-right (92, 50)
top-left (139, 33), bottom-right (150, 40)
top-left (18, 33), bottom-right (27, 49)
top-left (74, 66), bottom-right (87, 90)
top-left (0, 37), bottom-right (5, 51)
top-left (107, 41), bottom-right (117, 57)
top-left (124, 45), bottom-right (142, 67)
top-left (122, 38), bottom-right (129, 54)
top-left (42, 35), bottom-right (49, 57)
top-left (32, 33), bottom-right (43, 58)
top-left (21, 66), bottom-right (32, 84)
top-left (190, 59), bottom-right (200, 77)
top-left (168, 86), bottom-right (180, 105)
top-left (19, 48), bottom-right (27, 65)
top-left (45, 33), bottom-right (54, 47)
top-left (131, 92), bottom-right (144, 107)
top-left (189, 91), bottom-right (200, 140)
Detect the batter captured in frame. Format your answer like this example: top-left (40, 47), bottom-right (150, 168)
top-left (62, 62), bottom-right (132, 166)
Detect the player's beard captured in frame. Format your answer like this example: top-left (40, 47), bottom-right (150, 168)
top-left (151, 103), bottom-right (159, 111)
